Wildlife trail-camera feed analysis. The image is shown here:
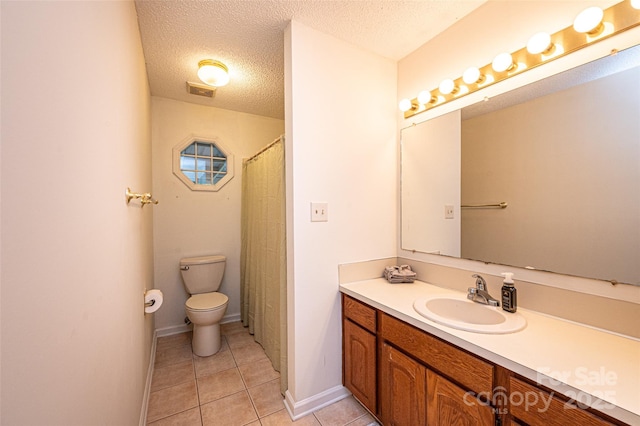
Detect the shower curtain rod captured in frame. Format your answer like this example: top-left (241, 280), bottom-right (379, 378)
top-left (245, 135), bottom-right (284, 163)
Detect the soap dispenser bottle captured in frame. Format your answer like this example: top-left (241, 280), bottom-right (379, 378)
top-left (501, 272), bottom-right (517, 313)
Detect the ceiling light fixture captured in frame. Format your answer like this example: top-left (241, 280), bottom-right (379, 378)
top-left (632, 0), bottom-right (640, 9)
top-left (573, 7), bottom-right (604, 35)
top-left (197, 59), bottom-right (230, 87)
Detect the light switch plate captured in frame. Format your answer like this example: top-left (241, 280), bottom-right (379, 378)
top-left (311, 202), bottom-right (328, 222)
top-left (445, 204), bottom-right (454, 219)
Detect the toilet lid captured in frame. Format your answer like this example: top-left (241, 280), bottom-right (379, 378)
top-left (186, 292), bottom-right (228, 311)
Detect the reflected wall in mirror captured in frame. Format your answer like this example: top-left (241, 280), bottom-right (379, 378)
top-left (401, 45), bottom-right (639, 285)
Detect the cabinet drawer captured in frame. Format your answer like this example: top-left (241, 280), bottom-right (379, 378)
top-left (380, 313), bottom-right (493, 395)
top-left (343, 295), bottom-right (376, 333)
top-left (509, 377), bottom-right (614, 426)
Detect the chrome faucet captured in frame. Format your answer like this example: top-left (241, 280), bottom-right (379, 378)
top-left (467, 274), bottom-right (500, 307)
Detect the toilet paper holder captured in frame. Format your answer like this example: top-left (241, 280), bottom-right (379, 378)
top-left (144, 289), bottom-right (163, 314)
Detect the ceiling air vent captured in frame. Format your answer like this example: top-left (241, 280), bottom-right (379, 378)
top-left (186, 81), bottom-right (216, 98)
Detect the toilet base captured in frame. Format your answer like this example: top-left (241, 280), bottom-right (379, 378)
top-left (192, 323), bottom-right (221, 357)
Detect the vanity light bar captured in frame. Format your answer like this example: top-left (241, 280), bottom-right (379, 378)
top-left (401, 0), bottom-right (640, 119)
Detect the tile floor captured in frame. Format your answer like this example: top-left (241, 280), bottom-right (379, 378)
top-left (147, 321), bottom-right (379, 426)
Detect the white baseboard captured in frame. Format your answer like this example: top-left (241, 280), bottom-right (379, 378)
top-left (156, 323), bottom-right (192, 338)
top-left (221, 312), bottom-right (240, 324)
top-left (284, 385), bottom-right (351, 420)
top-left (139, 329), bottom-right (157, 426)
top-left (156, 313), bottom-right (240, 337)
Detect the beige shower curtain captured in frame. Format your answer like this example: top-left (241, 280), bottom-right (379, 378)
top-left (240, 136), bottom-right (287, 394)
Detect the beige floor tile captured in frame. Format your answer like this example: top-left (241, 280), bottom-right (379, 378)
top-left (193, 346), bottom-right (236, 378)
top-left (247, 378), bottom-right (284, 418)
top-left (201, 391), bottom-right (258, 426)
top-left (151, 360), bottom-right (194, 392)
top-left (238, 357), bottom-right (280, 388)
top-left (155, 344), bottom-right (193, 368)
top-left (225, 330), bottom-right (255, 350)
top-left (313, 396), bottom-right (367, 426)
top-left (197, 368), bottom-right (245, 405)
top-left (147, 406), bottom-right (201, 426)
top-left (230, 340), bottom-right (268, 365)
top-left (156, 332), bottom-right (192, 351)
top-left (147, 380), bottom-right (199, 423)
top-left (261, 409), bottom-right (321, 426)
top-left (221, 321), bottom-right (247, 336)
top-left (345, 412), bottom-right (379, 426)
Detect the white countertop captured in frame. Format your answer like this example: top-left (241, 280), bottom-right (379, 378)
top-left (340, 278), bottom-right (640, 425)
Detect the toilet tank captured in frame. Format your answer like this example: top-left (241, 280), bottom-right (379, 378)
top-left (180, 255), bottom-right (226, 295)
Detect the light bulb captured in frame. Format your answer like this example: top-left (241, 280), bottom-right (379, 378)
top-left (438, 79), bottom-right (456, 95)
top-left (197, 60), bottom-right (230, 87)
top-left (527, 32), bottom-right (553, 55)
top-left (632, 0), bottom-right (640, 9)
top-left (399, 98), bottom-right (413, 112)
top-left (417, 90), bottom-right (435, 105)
top-left (492, 52), bottom-right (514, 73)
top-left (573, 7), bottom-right (604, 34)
top-left (462, 67), bottom-right (482, 85)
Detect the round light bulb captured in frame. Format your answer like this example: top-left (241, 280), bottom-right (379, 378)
top-left (462, 67), bottom-right (481, 85)
top-left (492, 52), bottom-right (514, 73)
top-left (438, 79), bottom-right (456, 95)
top-left (417, 90), bottom-right (434, 105)
top-left (399, 98), bottom-right (413, 112)
top-left (573, 7), bottom-right (604, 34)
top-left (527, 32), bottom-right (552, 55)
top-left (632, 0), bottom-right (640, 10)
top-left (197, 60), bottom-right (230, 87)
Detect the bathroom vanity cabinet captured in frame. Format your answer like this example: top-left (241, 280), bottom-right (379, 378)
top-left (342, 294), bottom-right (624, 426)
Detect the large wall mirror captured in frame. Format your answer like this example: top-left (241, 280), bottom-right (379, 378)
top-left (401, 44), bottom-right (639, 286)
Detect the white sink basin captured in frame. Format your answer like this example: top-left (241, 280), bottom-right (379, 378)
top-left (413, 294), bottom-right (526, 334)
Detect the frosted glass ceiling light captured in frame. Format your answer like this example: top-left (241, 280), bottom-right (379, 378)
top-left (632, 0), bottom-right (640, 9)
top-left (527, 32), bottom-right (554, 55)
top-left (573, 7), bottom-right (604, 35)
top-left (492, 52), bottom-right (515, 73)
top-left (438, 79), bottom-right (457, 95)
top-left (197, 59), bottom-right (230, 87)
top-left (462, 67), bottom-right (483, 85)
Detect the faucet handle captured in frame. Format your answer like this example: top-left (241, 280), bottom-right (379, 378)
top-left (472, 274), bottom-right (487, 290)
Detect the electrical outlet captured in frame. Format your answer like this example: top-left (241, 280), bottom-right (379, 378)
top-left (311, 202), bottom-right (328, 222)
top-left (445, 204), bottom-right (454, 219)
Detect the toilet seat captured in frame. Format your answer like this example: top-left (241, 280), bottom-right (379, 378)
top-left (186, 292), bottom-right (228, 311)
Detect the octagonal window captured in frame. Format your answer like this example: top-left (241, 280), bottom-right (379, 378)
top-left (173, 136), bottom-right (234, 191)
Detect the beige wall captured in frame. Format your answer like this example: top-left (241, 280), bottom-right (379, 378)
top-left (462, 67), bottom-right (639, 284)
top-left (1, 2), bottom-right (154, 425)
top-left (284, 21), bottom-right (397, 416)
top-left (150, 97), bottom-right (284, 331)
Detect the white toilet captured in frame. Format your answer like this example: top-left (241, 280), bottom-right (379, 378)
top-left (180, 255), bottom-right (229, 357)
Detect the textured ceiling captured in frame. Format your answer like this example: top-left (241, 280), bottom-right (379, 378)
top-left (134, 0), bottom-right (485, 119)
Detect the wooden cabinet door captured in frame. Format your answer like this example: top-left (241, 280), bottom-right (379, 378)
top-left (343, 319), bottom-right (376, 413)
top-left (380, 343), bottom-right (426, 426)
top-left (427, 370), bottom-right (494, 426)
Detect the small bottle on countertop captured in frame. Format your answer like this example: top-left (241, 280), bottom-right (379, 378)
top-left (501, 272), bottom-right (517, 313)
